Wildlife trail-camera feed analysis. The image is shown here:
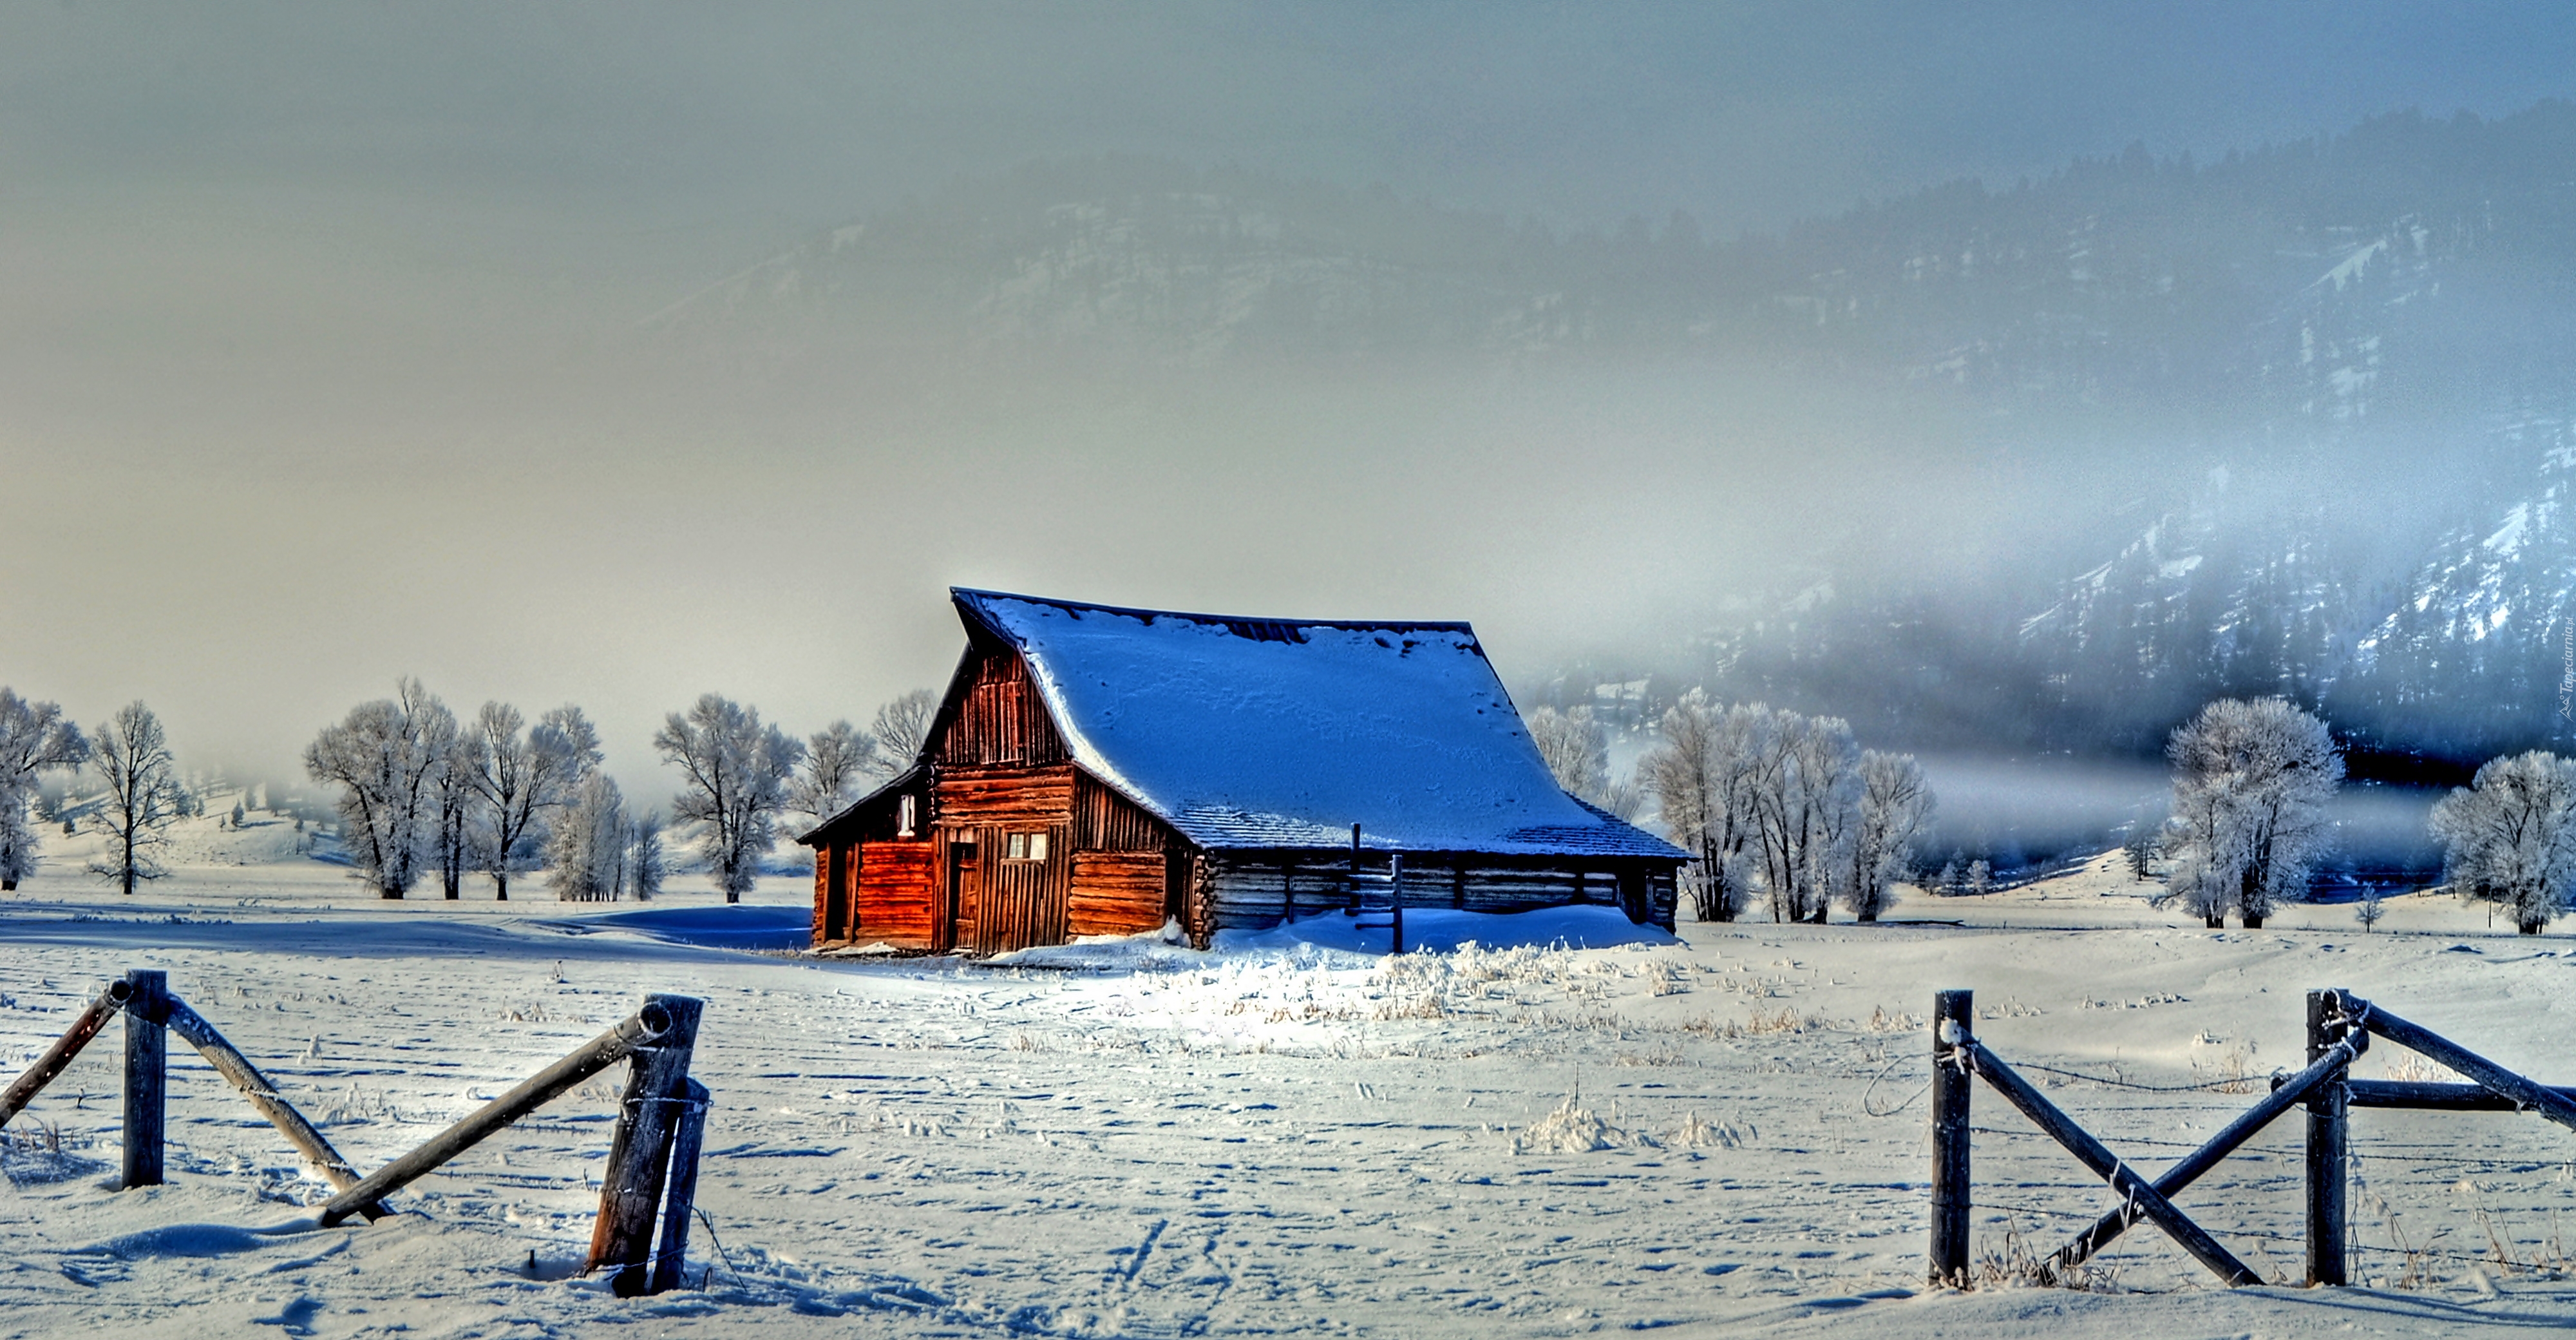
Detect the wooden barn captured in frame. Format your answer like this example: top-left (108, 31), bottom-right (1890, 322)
top-left (798, 589), bottom-right (1687, 954)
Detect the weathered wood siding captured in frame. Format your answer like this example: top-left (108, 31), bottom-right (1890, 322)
top-left (1074, 774), bottom-right (1165, 851)
top-left (1068, 851), bottom-right (1170, 937)
top-left (934, 643), bottom-right (1066, 767)
top-left (1205, 855), bottom-right (1679, 931)
top-left (852, 839), bottom-right (940, 946)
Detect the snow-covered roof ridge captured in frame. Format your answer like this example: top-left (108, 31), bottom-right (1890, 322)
top-left (950, 588), bottom-right (1687, 861)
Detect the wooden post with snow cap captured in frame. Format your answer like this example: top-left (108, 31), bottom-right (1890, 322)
top-left (2306, 989), bottom-right (2351, 1287)
top-left (122, 970), bottom-right (168, 1189)
top-left (587, 992), bottom-right (703, 1296)
top-left (1929, 989), bottom-right (1971, 1287)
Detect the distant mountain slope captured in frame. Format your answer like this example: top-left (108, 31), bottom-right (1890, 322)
top-left (651, 106), bottom-right (2576, 761)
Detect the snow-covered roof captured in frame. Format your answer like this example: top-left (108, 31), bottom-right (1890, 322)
top-left (951, 589), bottom-right (1687, 861)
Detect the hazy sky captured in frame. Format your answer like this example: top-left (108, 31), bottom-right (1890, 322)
top-left (3, 1), bottom-right (2570, 796)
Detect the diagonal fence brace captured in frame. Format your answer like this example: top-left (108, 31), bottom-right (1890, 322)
top-left (2052, 1023), bottom-right (2365, 1272)
top-left (1965, 1039), bottom-right (2262, 1286)
top-left (2337, 991), bottom-right (2576, 1133)
top-left (162, 997), bottom-right (386, 1220)
top-left (0, 979), bottom-right (131, 1128)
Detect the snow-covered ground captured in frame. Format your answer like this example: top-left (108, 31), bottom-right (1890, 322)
top-left (6, 842), bottom-right (2576, 1337)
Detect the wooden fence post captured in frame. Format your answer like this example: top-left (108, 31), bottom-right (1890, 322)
top-left (647, 1078), bottom-right (712, 1296)
top-left (2306, 988), bottom-right (2350, 1287)
top-left (1930, 988), bottom-right (1971, 1287)
top-left (122, 970), bottom-right (167, 1189)
top-left (1390, 854), bottom-right (1405, 956)
top-left (587, 993), bottom-right (703, 1296)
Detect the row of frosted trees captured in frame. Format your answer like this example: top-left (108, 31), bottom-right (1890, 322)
top-left (301, 682), bottom-right (939, 903)
top-left (1566, 684), bottom-right (2576, 935)
top-left (2139, 696), bottom-right (2576, 935)
top-left (0, 679), bottom-right (939, 903)
top-left (1530, 694), bottom-right (1935, 924)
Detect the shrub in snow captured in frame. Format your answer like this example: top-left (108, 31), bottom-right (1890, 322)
top-left (656, 694), bottom-right (803, 903)
top-left (2430, 751), bottom-right (2576, 934)
top-left (86, 701), bottom-right (182, 895)
top-left (2157, 697), bottom-right (2342, 929)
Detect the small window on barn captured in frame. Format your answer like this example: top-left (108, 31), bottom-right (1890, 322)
top-left (1005, 831), bottom-right (1048, 861)
top-left (896, 794), bottom-right (916, 838)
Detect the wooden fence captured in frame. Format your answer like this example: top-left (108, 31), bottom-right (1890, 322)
top-left (1930, 986), bottom-right (2576, 1288)
top-left (1, 969), bottom-right (709, 1297)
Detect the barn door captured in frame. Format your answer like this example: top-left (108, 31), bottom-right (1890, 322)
top-left (972, 823), bottom-right (1070, 954)
top-left (941, 839), bottom-right (976, 954)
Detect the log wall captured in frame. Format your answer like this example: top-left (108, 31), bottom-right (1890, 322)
top-left (1204, 855), bottom-right (1680, 931)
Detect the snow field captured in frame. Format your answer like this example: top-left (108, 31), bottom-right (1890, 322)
top-left (5, 856), bottom-right (2576, 1335)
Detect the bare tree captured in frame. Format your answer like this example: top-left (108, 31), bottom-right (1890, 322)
top-left (0, 689), bottom-right (88, 891)
top-left (466, 702), bottom-right (598, 901)
top-left (866, 689), bottom-right (938, 777)
top-left (1641, 693), bottom-right (1767, 922)
top-left (2121, 812), bottom-right (2163, 881)
top-left (305, 678), bottom-right (457, 898)
top-left (430, 733), bottom-right (482, 899)
top-left (2430, 751), bottom-right (2576, 935)
top-left (1528, 705), bottom-right (1607, 799)
top-left (547, 770), bottom-right (629, 901)
top-left (657, 694), bottom-right (804, 902)
top-left (1750, 712), bottom-right (1859, 924)
top-left (627, 809), bottom-right (667, 901)
top-left (2159, 697), bottom-right (2343, 930)
top-left (87, 701), bottom-right (181, 895)
top-left (792, 719), bottom-right (880, 830)
top-left (1842, 749), bottom-right (1934, 923)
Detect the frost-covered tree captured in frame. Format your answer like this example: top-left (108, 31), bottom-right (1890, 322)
top-left (305, 679), bottom-right (458, 898)
top-left (791, 720), bottom-right (880, 829)
top-left (1933, 857), bottom-right (1961, 897)
top-left (2122, 816), bottom-right (2162, 881)
top-left (547, 770), bottom-right (629, 901)
top-left (866, 689), bottom-right (938, 777)
top-left (1528, 705), bottom-right (1608, 799)
top-left (657, 694), bottom-right (804, 902)
top-left (428, 734), bottom-right (481, 899)
top-left (1749, 712), bottom-right (1861, 923)
top-left (1967, 858), bottom-right (1992, 897)
top-left (1642, 693), bottom-right (1769, 921)
top-left (2158, 698), bottom-right (2343, 929)
top-left (0, 689), bottom-right (88, 891)
top-left (1842, 750), bottom-right (1934, 923)
top-left (626, 809), bottom-right (667, 901)
top-left (2355, 886), bottom-right (2386, 932)
top-left (2429, 751), bottom-right (2576, 935)
top-left (466, 702), bottom-right (598, 901)
top-left (87, 702), bottom-right (182, 895)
